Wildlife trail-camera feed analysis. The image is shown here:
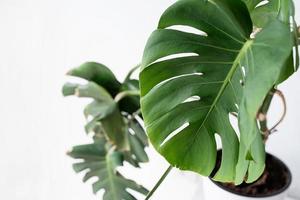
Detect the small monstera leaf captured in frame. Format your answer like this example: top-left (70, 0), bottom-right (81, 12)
top-left (63, 63), bottom-right (148, 155)
top-left (67, 62), bottom-right (121, 96)
top-left (140, 0), bottom-right (293, 184)
top-left (68, 139), bottom-right (148, 200)
top-left (63, 62), bottom-right (145, 152)
top-left (67, 62), bottom-right (141, 115)
top-left (62, 82), bottom-right (129, 150)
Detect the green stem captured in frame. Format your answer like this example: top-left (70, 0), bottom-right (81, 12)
top-left (259, 89), bottom-right (275, 126)
top-left (125, 64), bottom-right (141, 81)
top-left (258, 88), bottom-right (276, 142)
top-left (114, 90), bottom-right (140, 102)
top-left (269, 90), bottom-right (287, 133)
top-left (145, 165), bottom-right (173, 200)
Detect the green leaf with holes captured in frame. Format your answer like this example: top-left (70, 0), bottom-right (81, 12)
top-left (68, 140), bottom-right (148, 200)
top-left (140, 0), bottom-right (293, 184)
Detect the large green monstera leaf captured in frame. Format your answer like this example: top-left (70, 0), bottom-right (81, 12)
top-left (140, 0), bottom-right (293, 184)
top-left (68, 138), bottom-right (148, 200)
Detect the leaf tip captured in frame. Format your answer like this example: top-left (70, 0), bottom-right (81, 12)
top-left (66, 69), bottom-right (73, 76)
top-left (66, 148), bottom-right (73, 156)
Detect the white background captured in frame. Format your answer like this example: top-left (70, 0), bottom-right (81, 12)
top-left (0, 0), bottom-right (299, 199)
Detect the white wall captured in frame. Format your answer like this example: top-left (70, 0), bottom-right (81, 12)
top-left (0, 1), bottom-right (299, 200)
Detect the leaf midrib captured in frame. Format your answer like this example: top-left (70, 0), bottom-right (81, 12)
top-left (146, 80), bottom-right (224, 128)
top-left (194, 39), bottom-right (253, 133)
top-left (106, 154), bottom-right (119, 200)
top-left (180, 40), bottom-right (253, 171)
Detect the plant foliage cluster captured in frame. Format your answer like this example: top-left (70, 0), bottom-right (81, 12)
top-left (63, 0), bottom-right (299, 199)
top-left (63, 63), bottom-right (149, 200)
top-left (140, 0), bottom-right (299, 185)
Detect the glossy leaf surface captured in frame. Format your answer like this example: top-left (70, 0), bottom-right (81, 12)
top-left (140, 0), bottom-right (293, 183)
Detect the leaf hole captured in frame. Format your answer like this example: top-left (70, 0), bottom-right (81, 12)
top-left (154, 73), bottom-right (203, 91)
top-left (166, 25), bottom-right (208, 36)
top-left (293, 46), bottom-right (298, 70)
top-left (182, 96), bottom-right (201, 103)
top-left (126, 188), bottom-right (145, 199)
top-left (229, 113), bottom-right (240, 138)
top-left (160, 122), bottom-right (190, 147)
top-left (255, 0), bottom-right (269, 8)
top-left (86, 176), bottom-right (99, 184)
top-left (193, 72), bottom-right (203, 76)
top-left (128, 128), bottom-right (135, 135)
top-left (214, 133), bottom-right (222, 149)
top-left (94, 189), bottom-right (105, 197)
top-left (154, 53), bottom-right (198, 64)
top-left (290, 16), bottom-right (294, 27)
top-left (234, 103), bottom-right (239, 109)
top-left (241, 66), bottom-right (246, 77)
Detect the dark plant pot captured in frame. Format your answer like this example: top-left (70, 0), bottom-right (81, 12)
top-left (203, 153), bottom-right (292, 200)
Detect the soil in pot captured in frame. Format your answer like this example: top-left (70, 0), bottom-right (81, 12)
top-left (211, 151), bottom-right (291, 197)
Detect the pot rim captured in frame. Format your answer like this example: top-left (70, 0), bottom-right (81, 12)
top-left (209, 153), bottom-right (292, 198)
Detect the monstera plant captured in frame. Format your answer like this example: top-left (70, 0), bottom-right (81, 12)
top-left (139, 0), bottom-right (299, 199)
top-left (62, 62), bottom-right (149, 200)
top-left (63, 0), bottom-right (300, 199)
